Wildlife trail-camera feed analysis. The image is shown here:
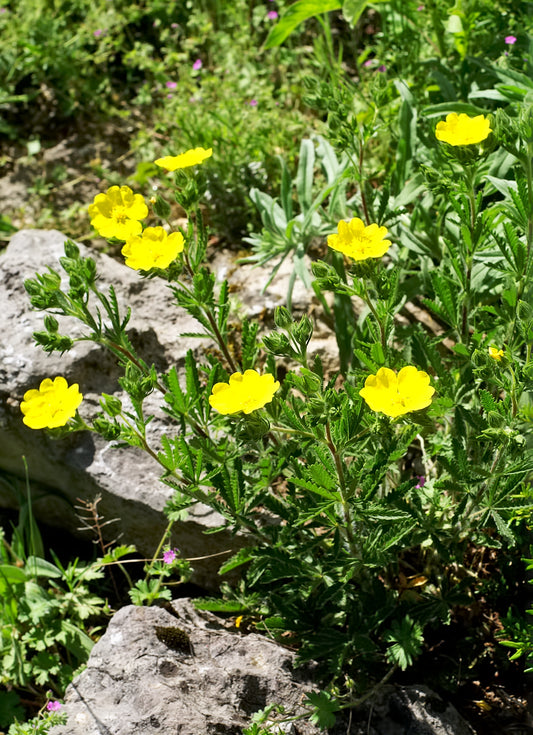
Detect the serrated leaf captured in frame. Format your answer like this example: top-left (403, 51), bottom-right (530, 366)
top-left (218, 548), bottom-right (255, 575)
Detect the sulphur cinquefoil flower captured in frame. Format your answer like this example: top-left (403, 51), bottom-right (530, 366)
top-left (359, 366), bottom-right (435, 418)
top-left (155, 147), bottom-right (213, 171)
top-left (121, 227), bottom-right (185, 270)
top-left (209, 370), bottom-right (280, 415)
top-left (327, 218), bottom-right (391, 261)
top-left (88, 186), bottom-right (148, 241)
top-left (488, 346), bottom-right (504, 361)
top-left (435, 113), bottom-right (492, 146)
top-left (20, 377), bottom-right (83, 430)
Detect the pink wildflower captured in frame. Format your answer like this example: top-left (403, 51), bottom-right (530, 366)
top-left (47, 701), bottom-right (62, 712)
top-left (377, 65), bottom-right (387, 73)
top-left (505, 35), bottom-right (517, 45)
top-left (192, 59), bottom-right (203, 71)
top-left (165, 81), bottom-right (177, 89)
top-left (248, 99), bottom-right (258, 106)
top-left (93, 29), bottom-right (104, 37)
top-left (363, 59), bottom-right (373, 67)
top-left (163, 549), bottom-right (177, 564)
top-left (267, 10), bottom-right (278, 19)
top-left (415, 475), bottom-right (426, 489)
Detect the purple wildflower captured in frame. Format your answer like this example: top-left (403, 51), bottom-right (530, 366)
top-left (377, 65), bottom-right (387, 73)
top-left (248, 99), bottom-right (258, 106)
top-left (165, 81), bottom-right (177, 89)
top-left (267, 10), bottom-right (278, 19)
top-left (163, 549), bottom-right (177, 564)
top-left (505, 35), bottom-right (517, 45)
top-left (47, 701), bottom-right (62, 712)
top-left (192, 58), bottom-right (203, 71)
top-left (415, 475), bottom-right (426, 489)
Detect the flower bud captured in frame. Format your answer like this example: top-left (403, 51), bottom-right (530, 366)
top-left (274, 306), bottom-right (293, 329)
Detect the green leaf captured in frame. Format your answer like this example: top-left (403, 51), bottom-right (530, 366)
top-left (295, 138), bottom-right (315, 213)
top-left (342, 0), bottom-right (369, 26)
top-left (218, 548), bottom-right (254, 575)
top-left (0, 565), bottom-right (27, 583)
top-left (194, 598), bottom-right (246, 613)
top-left (264, 1), bottom-right (342, 49)
top-left (304, 690), bottom-right (340, 729)
top-left (385, 616), bottom-right (424, 670)
top-left (0, 690), bottom-right (24, 728)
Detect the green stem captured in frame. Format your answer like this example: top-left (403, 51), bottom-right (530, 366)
top-left (426, 0), bottom-right (447, 59)
top-left (525, 140), bottom-right (533, 264)
top-left (361, 279), bottom-right (387, 355)
top-left (359, 136), bottom-right (371, 226)
top-left (325, 422), bottom-right (358, 557)
top-left (204, 307), bottom-right (240, 374)
top-left (461, 169), bottom-right (478, 344)
top-left (269, 424), bottom-right (322, 441)
top-left (101, 338), bottom-right (209, 439)
top-left (182, 251), bottom-right (240, 374)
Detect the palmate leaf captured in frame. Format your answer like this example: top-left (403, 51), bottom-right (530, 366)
top-left (304, 690), bottom-right (341, 729)
top-left (385, 616), bottom-right (423, 670)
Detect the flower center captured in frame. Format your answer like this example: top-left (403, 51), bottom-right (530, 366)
top-left (112, 205), bottom-right (128, 224)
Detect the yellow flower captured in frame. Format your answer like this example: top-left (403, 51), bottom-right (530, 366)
top-left (359, 366), bottom-right (435, 418)
top-left (327, 218), bottom-right (391, 261)
top-left (488, 346), bottom-right (504, 361)
top-left (209, 370), bottom-right (280, 415)
top-left (121, 227), bottom-right (185, 270)
top-left (435, 113), bottom-right (492, 146)
top-left (20, 377), bottom-right (83, 430)
top-left (155, 147), bottom-right (213, 171)
top-left (88, 186), bottom-right (148, 241)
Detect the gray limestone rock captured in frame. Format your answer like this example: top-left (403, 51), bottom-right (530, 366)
top-left (341, 684), bottom-right (476, 735)
top-left (49, 598), bottom-right (322, 735)
top-left (48, 598), bottom-right (475, 735)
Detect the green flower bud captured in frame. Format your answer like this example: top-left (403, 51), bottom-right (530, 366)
top-left (274, 306), bottom-right (293, 329)
top-left (293, 315), bottom-right (313, 348)
top-left (43, 315), bottom-right (59, 333)
top-left (100, 393), bottom-right (123, 417)
top-left (235, 413), bottom-right (271, 440)
top-left (92, 417), bottom-right (122, 441)
top-left (152, 194), bottom-right (172, 220)
top-left (263, 331), bottom-right (292, 356)
top-left (63, 239), bottom-right (80, 259)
